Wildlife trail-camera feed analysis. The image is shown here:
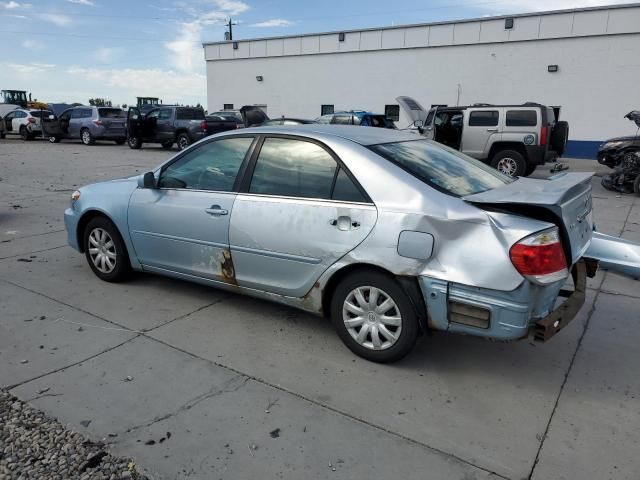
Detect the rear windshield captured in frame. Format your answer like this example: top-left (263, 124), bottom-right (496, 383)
top-left (370, 140), bottom-right (513, 197)
top-left (176, 108), bottom-right (205, 120)
top-left (367, 115), bottom-right (394, 128)
top-left (29, 110), bottom-right (52, 118)
top-left (98, 108), bottom-right (125, 118)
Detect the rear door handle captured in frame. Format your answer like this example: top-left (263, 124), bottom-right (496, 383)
top-left (205, 205), bottom-right (228, 216)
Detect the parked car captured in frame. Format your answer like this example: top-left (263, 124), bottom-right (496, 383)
top-left (3, 109), bottom-right (51, 140)
top-left (397, 96), bottom-right (569, 177)
top-left (597, 111), bottom-right (640, 168)
top-left (316, 111), bottom-right (396, 128)
top-left (127, 106), bottom-right (236, 150)
top-left (63, 125), bottom-right (639, 362)
top-left (43, 106), bottom-right (127, 145)
top-left (209, 110), bottom-right (244, 127)
top-left (259, 118), bottom-right (317, 126)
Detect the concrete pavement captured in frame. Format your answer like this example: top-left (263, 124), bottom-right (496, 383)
top-left (1, 138), bottom-right (638, 479)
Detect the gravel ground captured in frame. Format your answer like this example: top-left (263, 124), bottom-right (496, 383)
top-left (0, 390), bottom-right (147, 480)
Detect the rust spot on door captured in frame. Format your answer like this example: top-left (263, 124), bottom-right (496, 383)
top-left (220, 249), bottom-right (237, 285)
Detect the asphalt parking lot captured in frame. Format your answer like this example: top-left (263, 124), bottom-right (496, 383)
top-left (1, 137), bottom-right (639, 480)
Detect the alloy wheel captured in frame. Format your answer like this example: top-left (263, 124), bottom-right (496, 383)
top-left (497, 157), bottom-right (517, 176)
top-left (88, 228), bottom-right (117, 274)
top-left (342, 286), bottom-right (402, 351)
top-left (82, 130), bottom-right (91, 145)
top-left (178, 136), bottom-right (189, 150)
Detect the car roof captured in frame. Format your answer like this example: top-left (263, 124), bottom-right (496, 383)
top-left (333, 111), bottom-right (385, 117)
top-left (236, 124), bottom-right (418, 146)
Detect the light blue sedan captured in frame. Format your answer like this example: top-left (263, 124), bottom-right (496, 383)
top-left (64, 125), bottom-right (639, 362)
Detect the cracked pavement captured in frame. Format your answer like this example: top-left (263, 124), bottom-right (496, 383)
top-left (1, 139), bottom-right (639, 479)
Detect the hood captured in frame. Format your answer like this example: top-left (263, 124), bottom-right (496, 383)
top-left (624, 110), bottom-right (640, 127)
top-left (396, 96), bottom-right (429, 124)
top-left (240, 105), bottom-right (269, 127)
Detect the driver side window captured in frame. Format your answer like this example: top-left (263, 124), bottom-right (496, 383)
top-left (147, 109), bottom-right (160, 119)
top-left (158, 137), bottom-right (254, 191)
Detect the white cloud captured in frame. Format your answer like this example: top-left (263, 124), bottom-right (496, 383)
top-left (95, 47), bottom-right (121, 63)
top-left (164, 0), bottom-right (249, 73)
top-left (0, 1), bottom-right (31, 8)
top-left (38, 13), bottom-right (72, 26)
top-left (5, 62), bottom-right (55, 74)
top-left (22, 39), bottom-right (45, 50)
top-left (67, 66), bottom-right (206, 104)
top-left (66, 0), bottom-right (94, 5)
top-left (250, 18), bottom-right (293, 28)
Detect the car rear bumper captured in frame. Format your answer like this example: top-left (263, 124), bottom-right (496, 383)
top-left (418, 260), bottom-right (588, 341)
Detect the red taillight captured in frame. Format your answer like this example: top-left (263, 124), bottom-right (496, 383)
top-left (510, 228), bottom-right (568, 284)
top-left (93, 119), bottom-right (103, 126)
top-left (540, 125), bottom-right (548, 145)
top-left (28, 117), bottom-right (36, 124)
top-left (200, 120), bottom-right (207, 132)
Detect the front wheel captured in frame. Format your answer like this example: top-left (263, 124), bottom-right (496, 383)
top-left (128, 135), bottom-right (142, 149)
top-left (83, 217), bottom-right (130, 282)
top-left (331, 271), bottom-right (419, 363)
top-left (491, 150), bottom-right (527, 177)
top-left (81, 128), bottom-right (95, 145)
top-left (176, 133), bottom-right (191, 150)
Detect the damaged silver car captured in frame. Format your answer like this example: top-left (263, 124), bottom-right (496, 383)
top-left (64, 126), bottom-right (640, 362)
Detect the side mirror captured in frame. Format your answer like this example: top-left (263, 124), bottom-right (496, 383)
top-left (413, 119), bottom-right (424, 128)
top-left (48, 114), bottom-right (55, 120)
top-left (142, 172), bottom-right (157, 189)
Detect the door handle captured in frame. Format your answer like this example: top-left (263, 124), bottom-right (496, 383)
top-left (205, 205), bottom-right (228, 216)
top-left (330, 216), bottom-right (359, 231)
top-left (486, 128), bottom-right (498, 132)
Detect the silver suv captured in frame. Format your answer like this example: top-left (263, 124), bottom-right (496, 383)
top-left (44, 106), bottom-right (127, 145)
top-left (398, 97), bottom-right (569, 177)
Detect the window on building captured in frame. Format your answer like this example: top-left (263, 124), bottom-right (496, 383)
top-left (385, 105), bottom-right (400, 122)
top-left (505, 110), bottom-right (537, 127)
top-left (250, 138), bottom-right (337, 199)
top-left (223, 104), bottom-right (234, 110)
top-left (468, 110), bottom-right (499, 127)
top-left (321, 104), bottom-right (334, 116)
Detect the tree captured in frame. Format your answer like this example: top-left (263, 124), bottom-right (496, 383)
top-left (88, 98), bottom-right (112, 107)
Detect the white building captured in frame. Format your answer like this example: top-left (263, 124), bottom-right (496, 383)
top-left (204, 4), bottom-right (640, 158)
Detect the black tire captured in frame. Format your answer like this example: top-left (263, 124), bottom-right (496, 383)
top-left (634, 175), bottom-right (640, 197)
top-left (551, 121), bottom-right (569, 156)
top-left (330, 271), bottom-right (419, 363)
top-left (161, 140), bottom-right (174, 149)
top-left (80, 128), bottom-right (95, 145)
top-left (491, 150), bottom-right (527, 177)
top-left (19, 125), bottom-right (32, 141)
top-left (114, 138), bottom-right (126, 145)
top-left (128, 135), bottom-right (142, 149)
top-left (83, 216), bottom-right (130, 282)
top-left (49, 136), bottom-right (61, 143)
top-left (524, 162), bottom-right (537, 176)
top-left (176, 133), bottom-right (191, 150)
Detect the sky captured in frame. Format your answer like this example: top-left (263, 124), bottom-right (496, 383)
top-left (0, 0), bottom-right (636, 107)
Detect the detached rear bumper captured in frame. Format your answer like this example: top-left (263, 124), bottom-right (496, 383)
top-left (534, 260), bottom-right (587, 341)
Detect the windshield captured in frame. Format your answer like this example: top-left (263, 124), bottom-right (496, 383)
top-left (369, 140), bottom-right (514, 196)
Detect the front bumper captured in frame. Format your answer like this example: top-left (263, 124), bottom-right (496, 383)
top-left (64, 206), bottom-right (81, 251)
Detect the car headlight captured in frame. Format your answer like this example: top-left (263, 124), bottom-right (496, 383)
top-left (601, 141), bottom-right (625, 149)
top-left (71, 190), bottom-right (81, 201)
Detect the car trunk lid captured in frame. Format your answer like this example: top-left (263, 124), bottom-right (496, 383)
top-left (464, 172), bottom-right (594, 264)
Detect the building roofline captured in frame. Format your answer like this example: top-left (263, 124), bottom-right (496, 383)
top-left (202, 2), bottom-right (640, 46)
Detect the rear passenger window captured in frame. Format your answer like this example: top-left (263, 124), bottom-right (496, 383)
top-left (505, 110), bottom-right (537, 126)
top-left (250, 138), bottom-right (337, 199)
top-left (468, 110), bottom-right (499, 127)
top-left (332, 115), bottom-right (353, 125)
top-left (332, 168), bottom-right (367, 202)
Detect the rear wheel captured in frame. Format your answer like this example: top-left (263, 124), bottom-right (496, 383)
top-left (177, 133), bottom-right (191, 150)
top-left (161, 140), bottom-right (174, 149)
top-left (83, 217), bottom-right (130, 282)
top-left (491, 150), bottom-right (527, 177)
top-left (81, 128), bottom-right (95, 145)
top-left (128, 135), bottom-right (142, 149)
top-left (19, 125), bottom-right (32, 141)
top-left (331, 271), bottom-right (419, 363)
